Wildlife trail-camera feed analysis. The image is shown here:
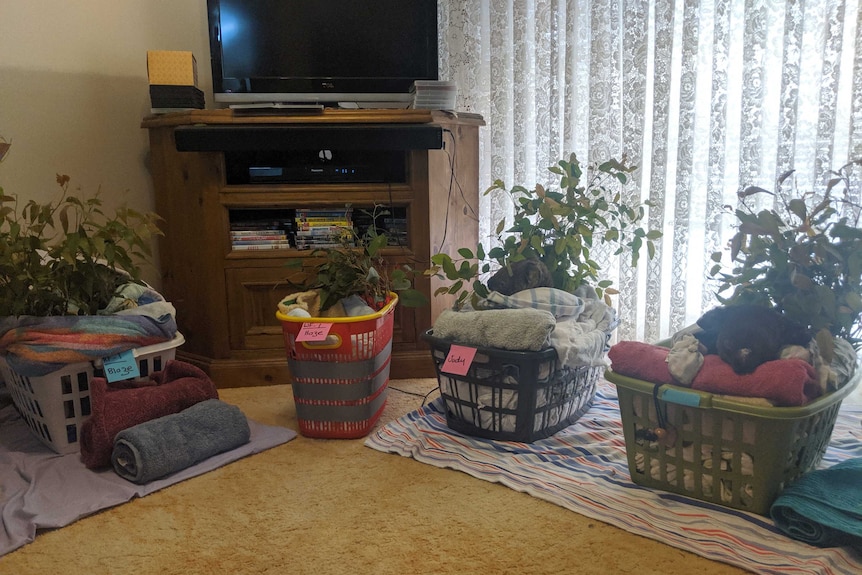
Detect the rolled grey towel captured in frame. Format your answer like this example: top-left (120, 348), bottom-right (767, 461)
top-left (432, 308), bottom-right (555, 351)
top-left (111, 399), bottom-right (251, 484)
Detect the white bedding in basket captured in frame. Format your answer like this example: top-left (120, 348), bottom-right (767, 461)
top-left (484, 287), bottom-right (616, 368)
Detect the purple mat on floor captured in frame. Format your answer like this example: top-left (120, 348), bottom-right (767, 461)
top-left (0, 402), bottom-right (296, 557)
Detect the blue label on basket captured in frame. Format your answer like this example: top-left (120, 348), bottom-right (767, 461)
top-left (661, 387), bottom-right (702, 407)
top-left (102, 350), bottom-right (139, 382)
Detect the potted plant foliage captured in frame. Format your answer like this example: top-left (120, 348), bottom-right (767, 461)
top-left (709, 158), bottom-right (862, 357)
top-left (0, 170), bottom-right (164, 318)
top-left (281, 206), bottom-right (428, 315)
top-left (428, 153), bottom-right (661, 307)
top-left (416, 154), bottom-right (662, 443)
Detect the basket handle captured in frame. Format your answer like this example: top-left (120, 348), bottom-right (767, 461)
top-left (299, 333), bottom-right (342, 350)
top-left (659, 387), bottom-right (703, 407)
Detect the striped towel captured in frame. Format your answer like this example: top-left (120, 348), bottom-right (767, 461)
top-left (0, 314), bottom-right (177, 377)
top-left (484, 287), bottom-right (585, 319)
top-left (366, 381), bottom-right (862, 575)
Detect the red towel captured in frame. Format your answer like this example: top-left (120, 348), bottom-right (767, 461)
top-left (608, 341), bottom-right (822, 407)
top-left (607, 341), bottom-right (674, 385)
top-left (691, 355), bottom-right (821, 407)
top-left (80, 360), bottom-right (219, 469)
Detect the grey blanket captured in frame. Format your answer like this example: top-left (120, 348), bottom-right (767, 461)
top-left (112, 399), bottom-right (251, 484)
top-left (432, 307), bottom-right (556, 351)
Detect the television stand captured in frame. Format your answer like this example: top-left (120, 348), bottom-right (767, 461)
top-left (142, 108), bottom-right (484, 388)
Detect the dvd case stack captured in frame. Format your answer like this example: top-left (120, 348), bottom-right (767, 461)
top-left (230, 216), bottom-right (294, 251)
top-left (411, 80), bottom-right (457, 111)
top-left (294, 208), bottom-right (355, 250)
top-left (382, 214), bottom-right (408, 246)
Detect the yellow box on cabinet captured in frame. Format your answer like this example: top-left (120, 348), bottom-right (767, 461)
top-left (147, 50), bottom-right (198, 86)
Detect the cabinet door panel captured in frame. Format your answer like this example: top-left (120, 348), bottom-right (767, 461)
top-left (224, 267), bottom-right (298, 351)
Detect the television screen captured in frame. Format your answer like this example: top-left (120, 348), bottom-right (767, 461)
top-left (207, 0), bottom-right (439, 106)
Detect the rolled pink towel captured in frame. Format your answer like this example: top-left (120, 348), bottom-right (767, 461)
top-left (691, 355), bottom-right (821, 407)
top-left (80, 360), bottom-right (219, 469)
top-left (608, 341), bottom-right (674, 385)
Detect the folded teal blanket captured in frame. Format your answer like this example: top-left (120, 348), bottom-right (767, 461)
top-left (770, 457), bottom-right (862, 548)
top-left (111, 399), bottom-right (251, 484)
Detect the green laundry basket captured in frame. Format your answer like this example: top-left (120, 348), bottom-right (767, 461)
top-left (606, 367), bottom-right (860, 515)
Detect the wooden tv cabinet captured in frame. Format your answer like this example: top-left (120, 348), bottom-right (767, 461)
top-left (142, 108), bottom-right (483, 387)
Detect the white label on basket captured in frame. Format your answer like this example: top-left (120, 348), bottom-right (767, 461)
top-left (102, 350), bottom-right (140, 382)
top-left (441, 344), bottom-right (476, 376)
top-left (296, 322), bottom-right (333, 342)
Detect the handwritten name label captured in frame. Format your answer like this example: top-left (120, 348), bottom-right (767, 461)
top-left (102, 350), bottom-right (140, 382)
top-left (441, 344), bottom-right (477, 376)
top-left (296, 322), bottom-right (333, 342)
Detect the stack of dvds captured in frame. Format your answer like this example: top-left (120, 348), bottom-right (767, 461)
top-left (411, 80), bottom-right (457, 111)
top-left (294, 208), bottom-right (354, 250)
top-left (230, 218), bottom-right (294, 251)
top-left (352, 207), bottom-right (408, 247)
top-left (382, 214), bottom-right (408, 246)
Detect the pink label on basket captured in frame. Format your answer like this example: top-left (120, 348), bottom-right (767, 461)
top-left (102, 350), bottom-right (139, 382)
top-left (441, 345), bottom-right (477, 375)
top-left (296, 322), bottom-right (333, 342)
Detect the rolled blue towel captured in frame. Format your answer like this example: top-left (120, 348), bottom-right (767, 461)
top-left (111, 399), bottom-right (251, 484)
top-left (770, 457), bottom-right (862, 548)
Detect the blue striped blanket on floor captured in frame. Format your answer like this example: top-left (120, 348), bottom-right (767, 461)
top-left (365, 381), bottom-right (862, 575)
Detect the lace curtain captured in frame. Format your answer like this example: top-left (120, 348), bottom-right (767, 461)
top-left (437, 0), bottom-right (862, 341)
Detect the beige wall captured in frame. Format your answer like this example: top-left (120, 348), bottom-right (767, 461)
top-left (0, 0), bottom-right (212, 287)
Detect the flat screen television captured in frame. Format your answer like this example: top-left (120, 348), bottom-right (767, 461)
top-left (206, 0), bottom-right (439, 107)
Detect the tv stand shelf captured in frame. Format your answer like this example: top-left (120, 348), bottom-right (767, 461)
top-left (142, 108), bottom-right (483, 388)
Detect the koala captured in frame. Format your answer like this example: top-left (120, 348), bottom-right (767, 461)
top-left (487, 258), bottom-right (553, 296)
top-left (694, 304), bottom-right (812, 374)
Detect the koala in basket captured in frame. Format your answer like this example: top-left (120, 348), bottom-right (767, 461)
top-left (487, 258), bottom-right (553, 296)
top-left (694, 304), bottom-right (812, 374)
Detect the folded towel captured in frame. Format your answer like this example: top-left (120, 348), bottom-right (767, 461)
top-left (691, 355), bottom-right (821, 406)
top-left (341, 294), bottom-right (376, 317)
top-left (608, 341), bottom-right (822, 406)
top-left (770, 457), bottom-right (862, 548)
top-left (608, 341), bottom-right (675, 385)
top-left (551, 317), bottom-right (613, 367)
top-left (432, 308), bottom-right (556, 351)
top-left (111, 399), bottom-right (250, 484)
top-left (80, 360), bottom-right (219, 469)
top-left (277, 290), bottom-right (321, 317)
top-left (484, 287), bottom-right (616, 366)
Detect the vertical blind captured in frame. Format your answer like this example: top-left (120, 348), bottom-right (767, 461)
top-left (438, 0), bottom-right (862, 341)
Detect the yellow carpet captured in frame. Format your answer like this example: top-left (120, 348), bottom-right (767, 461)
top-left (0, 379), bottom-right (745, 575)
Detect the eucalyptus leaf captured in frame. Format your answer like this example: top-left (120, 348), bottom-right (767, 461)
top-left (426, 154), bottom-right (661, 308)
top-left (0, 173), bottom-right (162, 316)
top-left (280, 205), bottom-right (427, 311)
top-left (713, 157), bottom-right (862, 348)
